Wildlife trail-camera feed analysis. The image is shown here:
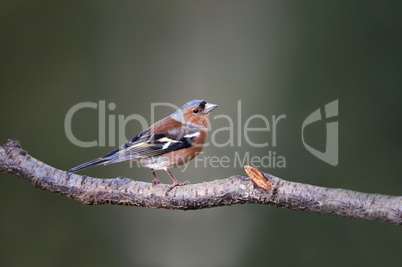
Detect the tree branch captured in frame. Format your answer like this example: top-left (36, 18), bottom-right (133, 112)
top-left (1, 139), bottom-right (401, 225)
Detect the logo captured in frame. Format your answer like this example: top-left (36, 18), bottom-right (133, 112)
top-left (302, 99), bottom-right (339, 166)
top-left (64, 99), bottom-right (339, 170)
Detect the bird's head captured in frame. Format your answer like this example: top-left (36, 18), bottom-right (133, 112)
top-left (171, 100), bottom-right (218, 126)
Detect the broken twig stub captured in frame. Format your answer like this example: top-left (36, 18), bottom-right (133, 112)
top-left (244, 165), bottom-right (272, 191)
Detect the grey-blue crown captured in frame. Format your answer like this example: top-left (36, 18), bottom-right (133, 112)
top-left (180, 100), bottom-right (206, 110)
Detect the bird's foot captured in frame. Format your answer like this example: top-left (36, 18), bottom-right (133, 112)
top-left (152, 178), bottom-right (161, 185)
top-left (167, 180), bottom-right (190, 192)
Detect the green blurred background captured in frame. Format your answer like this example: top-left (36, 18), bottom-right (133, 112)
top-left (1, 1), bottom-right (401, 266)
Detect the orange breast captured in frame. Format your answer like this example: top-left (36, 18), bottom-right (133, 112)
top-left (163, 128), bottom-right (207, 168)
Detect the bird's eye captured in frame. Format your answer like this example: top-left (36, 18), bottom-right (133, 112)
top-left (193, 109), bottom-right (199, 114)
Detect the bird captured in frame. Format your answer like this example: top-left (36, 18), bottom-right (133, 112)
top-left (68, 100), bottom-right (218, 190)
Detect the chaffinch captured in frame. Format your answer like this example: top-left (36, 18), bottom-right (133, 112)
top-left (68, 100), bottom-right (218, 189)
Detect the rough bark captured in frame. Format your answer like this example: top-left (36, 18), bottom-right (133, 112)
top-left (1, 139), bottom-right (401, 225)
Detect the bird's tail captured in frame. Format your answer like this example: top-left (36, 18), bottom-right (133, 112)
top-left (68, 157), bottom-right (110, 173)
top-left (68, 148), bottom-right (122, 173)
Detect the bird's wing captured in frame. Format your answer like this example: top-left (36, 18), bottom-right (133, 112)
top-left (101, 126), bottom-right (200, 161)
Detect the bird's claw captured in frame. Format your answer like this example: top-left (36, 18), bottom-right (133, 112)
top-left (152, 178), bottom-right (161, 185)
top-left (166, 180), bottom-right (190, 192)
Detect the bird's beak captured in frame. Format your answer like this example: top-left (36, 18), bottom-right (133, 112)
top-left (204, 103), bottom-right (218, 113)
